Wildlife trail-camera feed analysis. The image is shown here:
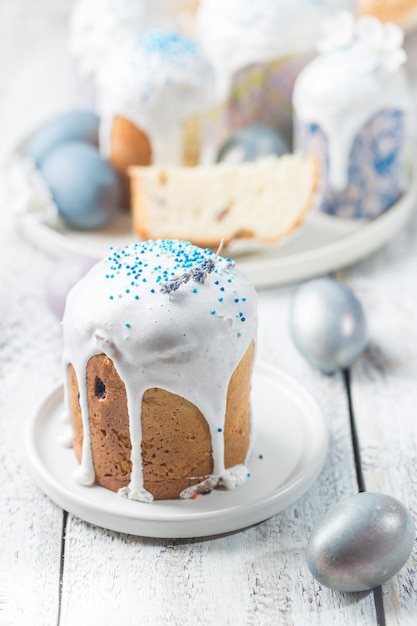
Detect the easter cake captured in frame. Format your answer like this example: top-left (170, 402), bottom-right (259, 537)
top-left (293, 13), bottom-right (414, 218)
top-left (195, 0), bottom-right (356, 151)
top-left (69, 0), bottom-right (184, 82)
top-left (96, 30), bottom-right (215, 177)
top-left (62, 239), bottom-right (258, 501)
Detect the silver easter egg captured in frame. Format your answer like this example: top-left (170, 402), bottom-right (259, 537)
top-left (307, 493), bottom-right (415, 592)
top-left (290, 278), bottom-right (367, 372)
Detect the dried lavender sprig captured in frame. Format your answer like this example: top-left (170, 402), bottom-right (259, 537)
top-left (160, 239), bottom-right (225, 295)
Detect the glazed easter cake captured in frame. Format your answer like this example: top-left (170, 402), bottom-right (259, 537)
top-left (96, 30), bottom-right (215, 175)
top-left (195, 0), bottom-right (356, 152)
top-left (293, 13), bottom-right (414, 218)
top-left (69, 0), bottom-right (185, 82)
top-left (62, 239), bottom-right (258, 501)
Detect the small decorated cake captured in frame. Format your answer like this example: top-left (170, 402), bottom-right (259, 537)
top-left (69, 0), bottom-right (183, 81)
top-left (62, 239), bottom-right (258, 501)
top-left (196, 0), bottom-right (356, 151)
top-left (293, 13), bottom-right (414, 218)
top-left (129, 155), bottom-right (317, 248)
top-left (96, 30), bottom-right (215, 178)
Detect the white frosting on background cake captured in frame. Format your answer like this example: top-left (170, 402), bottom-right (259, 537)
top-left (96, 31), bottom-right (215, 165)
top-left (293, 15), bottom-right (414, 191)
top-left (62, 239), bottom-right (258, 502)
top-left (69, 0), bottom-right (182, 79)
top-left (196, 0), bottom-right (356, 101)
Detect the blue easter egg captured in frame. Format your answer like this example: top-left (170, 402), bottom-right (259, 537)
top-left (217, 124), bottom-right (289, 164)
top-left (26, 110), bottom-right (100, 167)
top-left (40, 142), bottom-right (121, 230)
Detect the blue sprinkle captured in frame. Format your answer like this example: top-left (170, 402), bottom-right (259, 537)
top-left (109, 295), bottom-right (114, 300)
top-left (218, 297), bottom-right (223, 302)
top-left (211, 310), bottom-right (216, 315)
top-left (192, 288), bottom-right (198, 293)
top-left (234, 298), bottom-right (239, 303)
top-left (242, 297), bottom-right (247, 302)
top-left (217, 427), bottom-right (223, 433)
top-left (241, 317), bottom-right (246, 322)
top-left (150, 288), bottom-right (155, 293)
top-left (247, 472), bottom-right (251, 478)
top-left (125, 322), bottom-right (131, 328)
top-left (135, 295), bottom-right (139, 300)
top-left (220, 287), bottom-right (225, 292)
top-left (126, 289), bottom-right (130, 293)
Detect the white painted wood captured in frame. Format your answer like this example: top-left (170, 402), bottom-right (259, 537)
top-left (343, 201), bottom-right (417, 626)
top-left (0, 208), bottom-right (64, 626)
top-left (0, 4), bottom-right (76, 625)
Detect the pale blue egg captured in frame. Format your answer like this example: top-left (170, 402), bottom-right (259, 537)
top-left (307, 493), bottom-right (415, 592)
top-left (40, 142), bottom-right (121, 230)
top-left (45, 254), bottom-right (97, 319)
top-left (26, 110), bottom-right (100, 167)
top-left (289, 278), bottom-right (367, 373)
top-left (217, 124), bottom-right (289, 164)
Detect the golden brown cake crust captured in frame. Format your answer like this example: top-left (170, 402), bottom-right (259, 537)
top-left (68, 342), bottom-right (254, 500)
top-left (359, 0), bottom-right (417, 26)
top-left (109, 115), bottom-right (153, 175)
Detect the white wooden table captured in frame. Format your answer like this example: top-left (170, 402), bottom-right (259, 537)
top-left (1, 2), bottom-right (417, 624)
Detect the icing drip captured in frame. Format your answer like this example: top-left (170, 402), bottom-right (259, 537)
top-left (96, 31), bottom-right (215, 165)
top-left (293, 49), bottom-right (413, 190)
top-left (62, 240), bottom-right (258, 501)
top-left (196, 0), bottom-right (356, 101)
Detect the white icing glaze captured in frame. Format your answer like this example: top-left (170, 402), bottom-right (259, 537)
top-left (196, 0), bottom-right (356, 101)
top-left (96, 31), bottom-right (215, 165)
top-left (69, 0), bottom-right (182, 79)
top-left (62, 240), bottom-right (258, 502)
top-left (293, 44), bottom-right (413, 190)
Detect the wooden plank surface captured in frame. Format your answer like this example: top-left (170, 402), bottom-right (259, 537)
top-left (0, 211), bottom-right (64, 626)
top-left (345, 207), bottom-right (417, 625)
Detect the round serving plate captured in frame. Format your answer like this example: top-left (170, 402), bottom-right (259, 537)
top-left (26, 361), bottom-right (329, 539)
top-left (6, 148), bottom-right (417, 289)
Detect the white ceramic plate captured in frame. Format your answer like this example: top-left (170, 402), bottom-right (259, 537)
top-left (6, 151), bottom-right (417, 288)
top-left (26, 362), bottom-right (328, 538)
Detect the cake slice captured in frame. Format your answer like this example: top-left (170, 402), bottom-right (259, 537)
top-left (129, 155), bottom-right (317, 248)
